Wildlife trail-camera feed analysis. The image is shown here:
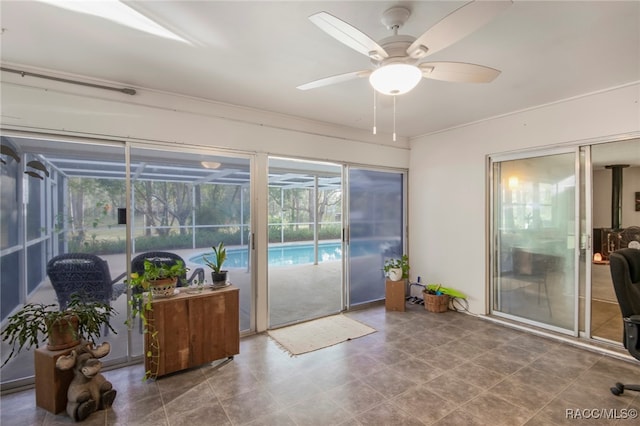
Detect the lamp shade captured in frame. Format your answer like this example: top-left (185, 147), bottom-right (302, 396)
top-left (369, 64), bottom-right (422, 95)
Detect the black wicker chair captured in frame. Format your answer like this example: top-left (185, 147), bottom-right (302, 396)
top-left (46, 253), bottom-right (127, 335)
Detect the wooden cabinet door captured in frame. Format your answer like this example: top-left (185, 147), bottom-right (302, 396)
top-left (145, 287), bottom-right (239, 377)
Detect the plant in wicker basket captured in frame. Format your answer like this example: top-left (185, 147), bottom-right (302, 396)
top-left (127, 259), bottom-right (188, 380)
top-left (422, 284), bottom-right (450, 313)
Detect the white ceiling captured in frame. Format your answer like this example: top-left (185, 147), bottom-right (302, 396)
top-left (1, 1), bottom-right (639, 139)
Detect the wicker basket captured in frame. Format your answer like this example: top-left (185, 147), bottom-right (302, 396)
top-left (149, 278), bottom-right (178, 297)
top-left (423, 293), bottom-right (450, 313)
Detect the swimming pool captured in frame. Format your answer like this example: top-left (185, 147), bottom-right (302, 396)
top-left (189, 239), bottom-right (400, 269)
top-left (190, 241), bottom-right (343, 268)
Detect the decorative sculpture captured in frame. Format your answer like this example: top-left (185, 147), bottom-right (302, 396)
top-left (55, 341), bottom-right (117, 422)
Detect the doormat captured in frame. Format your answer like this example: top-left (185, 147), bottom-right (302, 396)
top-left (267, 314), bottom-right (376, 356)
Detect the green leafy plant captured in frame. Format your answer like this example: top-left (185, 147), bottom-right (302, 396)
top-left (140, 259), bottom-right (187, 282)
top-left (383, 254), bottom-right (410, 279)
top-left (423, 284), bottom-right (466, 299)
top-left (1, 294), bottom-right (116, 367)
top-left (203, 242), bottom-right (227, 274)
top-left (424, 284), bottom-right (443, 295)
top-left (126, 259), bottom-right (188, 380)
top-left (127, 259), bottom-right (187, 315)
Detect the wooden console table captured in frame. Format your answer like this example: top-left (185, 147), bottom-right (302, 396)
top-left (144, 285), bottom-right (239, 377)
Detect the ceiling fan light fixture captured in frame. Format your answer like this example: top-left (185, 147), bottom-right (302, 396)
top-left (369, 63), bottom-right (421, 95)
top-left (368, 50), bottom-right (384, 61)
top-left (409, 45), bottom-right (429, 59)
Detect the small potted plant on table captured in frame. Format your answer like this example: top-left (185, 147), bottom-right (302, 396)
top-left (204, 242), bottom-right (228, 287)
top-left (127, 259), bottom-right (188, 330)
top-left (130, 259), bottom-right (188, 298)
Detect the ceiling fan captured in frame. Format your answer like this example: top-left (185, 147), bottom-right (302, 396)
top-left (297, 0), bottom-right (512, 96)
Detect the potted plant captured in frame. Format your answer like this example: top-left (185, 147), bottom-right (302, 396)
top-left (127, 258), bottom-right (188, 333)
top-left (130, 259), bottom-right (187, 298)
top-left (383, 254), bottom-right (410, 281)
top-left (203, 242), bottom-right (228, 286)
top-left (1, 293), bottom-right (116, 367)
top-left (422, 284), bottom-right (449, 313)
top-left (127, 259), bottom-right (187, 380)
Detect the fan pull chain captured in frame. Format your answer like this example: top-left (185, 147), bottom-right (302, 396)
top-left (372, 90), bottom-right (377, 135)
top-left (393, 95), bottom-right (397, 142)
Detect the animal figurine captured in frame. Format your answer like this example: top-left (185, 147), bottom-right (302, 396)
top-left (56, 341), bottom-right (117, 421)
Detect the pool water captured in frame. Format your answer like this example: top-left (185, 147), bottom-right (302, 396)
top-left (190, 242), bottom-right (343, 268)
top-left (190, 240), bottom-right (399, 269)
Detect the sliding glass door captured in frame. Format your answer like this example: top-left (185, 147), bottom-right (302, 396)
top-left (586, 138), bottom-right (640, 343)
top-left (267, 158), bottom-right (343, 327)
top-left (129, 146), bottom-right (253, 345)
top-left (347, 168), bottom-right (405, 307)
top-left (491, 149), bottom-right (578, 333)
top-left (1, 136), bottom-right (128, 387)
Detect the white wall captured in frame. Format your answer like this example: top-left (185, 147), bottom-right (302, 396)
top-left (408, 83), bottom-right (640, 314)
top-left (0, 75), bottom-right (410, 168)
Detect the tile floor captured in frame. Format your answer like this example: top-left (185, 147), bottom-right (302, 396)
top-left (1, 303), bottom-right (640, 425)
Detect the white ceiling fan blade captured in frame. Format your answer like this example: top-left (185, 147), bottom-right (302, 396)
top-left (419, 62), bottom-right (501, 83)
top-left (407, 0), bottom-right (512, 58)
top-left (297, 70), bottom-right (372, 91)
top-left (309, 12), bottom-right (388, 60)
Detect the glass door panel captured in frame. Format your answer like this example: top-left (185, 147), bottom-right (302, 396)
top-left (129, 147), bottom-right (252, 346)
top-left (267, 158), bottom-right (343, 327)
top-left (1, 136), bottom-right (127, 387)
top-left (589, 138), bottom-right (640, 342)
top-left (348, 169), bottom-right (404, 306)
top-left (492, 152), bottom-right (577, 333)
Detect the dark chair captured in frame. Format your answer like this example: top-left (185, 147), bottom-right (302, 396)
top-left (609, 248), bottom-right (640, 396)
top-left (46, 253), bottom-right (127, 335)
top-left (130, 251), bottom-right (204, 287)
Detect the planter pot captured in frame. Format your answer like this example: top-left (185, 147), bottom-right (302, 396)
top-left (149, 277), bottom-right (178, 297)
top-left (211, 271), bottom-right (228, 286)
top-left (47, 315), bottom-right (80, 350)
top-left (423, 293), bottom-right (450, 313)
top-left (387, 268), bottom-right (403, 281)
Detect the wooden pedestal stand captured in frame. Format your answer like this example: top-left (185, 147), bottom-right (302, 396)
top-left (385, 279), bottom-right (406, 312)
top-left (34, 346), bottom-right (75, 414)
